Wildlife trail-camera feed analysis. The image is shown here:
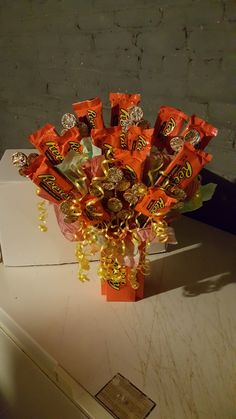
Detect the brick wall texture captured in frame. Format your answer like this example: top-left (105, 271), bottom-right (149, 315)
top-left (0, 0), bottom-right (236, 181)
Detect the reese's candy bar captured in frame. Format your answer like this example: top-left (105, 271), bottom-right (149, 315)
top-left (156, 142), bottom-right (212, 190)
top-left (143, 148), bottom-right (170, 186)
top-left (135, 188), bottom-right (177, 220)
top-left (29, 124), bottom-right (64, 165)
top-left (109, 92), bottom-right (141, 127)
top-left (27, 156), bottom-right (74, 204)
top-left (72, 97), bottom-right (104, 130)
top-left (59, 126), bottom-right (82, 156)
top-left (154, 106), bottom-right (188, 150)
top-left (127, 126), bottom-right (153, 154)
top-left (181, 115), bottom-right (218, 150)
top-left (80, 195), bottom-right (110, 225)
top-left (114, 149), bottom-right (144, 182)
top-left (91, 127), bottom-right (122, 156)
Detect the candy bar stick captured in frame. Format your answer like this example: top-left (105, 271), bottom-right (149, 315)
top-left (142, 217), bottom-right (151, 229)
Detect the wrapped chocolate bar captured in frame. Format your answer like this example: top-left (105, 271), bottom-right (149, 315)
top-left (72, 97), bottom-right (104, 131)
top-left (154, 106), bottom-right (188, 152)
top-left (156, 142), bottom-right (212, 191)
top-left (11, 93), bottom-right (217, 302)
top-left (29, 124), bottom-right (64, 165)
top-left (91, 126), bottom-right (122, 155)
top-left (109, 93), bottom-right (144, 149)
top-left (127, 126), bottom-right (153, 154)
top-left (60, 126), bottom-right (82, 156)
top-left (181, 115), bottom-right (218, 150)
top-left (109, 92), bottom-right (141, 127)
top-left (80, 194), bottom-right (110, 225)
top-left (114, 149), bottom-right (145, 182)
top-left (26, 155), bottom-right (74, 204)
top-left (135, 188), bottom-right (177, 220)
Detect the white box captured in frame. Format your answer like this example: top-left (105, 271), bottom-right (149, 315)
top-left (0, 149), bottom-right (165, 266)
top-left (0, 149), bottom-right (79, 266)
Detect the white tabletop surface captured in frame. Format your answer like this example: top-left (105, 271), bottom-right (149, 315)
top-left (0, 216), bottom-right (235, 419)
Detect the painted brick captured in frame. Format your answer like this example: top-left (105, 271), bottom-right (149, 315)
top-left (0, 0), bottom-right (235, 181)
top-left (76, 11), bottom-right (114, 31)
top-left (139, 73), bottom-right (187, 98)
top-left (79, 50), bottom-right (139, 73)
top-left (187, 72), bottom-right (235, 103)
top-left (114, 7), bottom-right (162, 28)
top-left (137, 28), bottom-right (186, 53)
top-left (162, 52), bottom-right (189, 78)
top-left (189, 23), bottom-right (236, 56)
top-left (224, 0), bottom-right (236, 22)
top-left (212, 127), bottom-right (236, 150)
top-left (91, 0), bottom-right (163, 11)
top-left (163, 1), bottom-right (223, 26)
top-left (208, 102), bottom-right (236, 127)
top-left (222, 53), bottom-right (236, 76)
top-left (140, 48), bottom-right (163, 72)
top-left (95, 30), bottom-right (134, 50)
top-left (206, 149), bottom-right (236, 181)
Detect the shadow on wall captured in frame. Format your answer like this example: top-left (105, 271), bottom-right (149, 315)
top-left (144, 215), bottom-right (236, 299)
top-left (186, 169), bottom-right (236, 235)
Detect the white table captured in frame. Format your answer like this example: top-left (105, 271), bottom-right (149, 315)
top-left (0, 216), bottom-right (235, 419)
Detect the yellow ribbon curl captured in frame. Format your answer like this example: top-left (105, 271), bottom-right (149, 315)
top-left (36, 188), bottom-right (48, 232)
top-left (73, 146), bottom-right (170, 288)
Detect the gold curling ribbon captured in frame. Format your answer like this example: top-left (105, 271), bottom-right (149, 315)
top-left (85, 154), bottom-right (113, 218)
top-left (75, 223), bottom-right (106, 282)
top-left (99, 251), bottom-right (126, 289)
top-left (70, 198), bottom-right (82, 217)
top-left (73, 145), bottom-right (168, 287)
top-left (75, 220), bottom-right (151, 290)
top-left (135, 242), bottom-right (150, 277)
top-left (152, 219), bottom-right (168, 243)
top-left (147, 160), bottom-right (164, 187)
top-left (75, 242), bottom-right (90, 282)
top-left (99, 231), bottom-right (151, 290)
top-left (36, 188), bottom-right (48, 232)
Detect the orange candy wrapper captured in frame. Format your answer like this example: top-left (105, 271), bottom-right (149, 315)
top-left (101, 261), bottom-right (145, 302)
top-left (72, 97), bottom-right (104, 130)
top-left (100, 240), bottom-right (146, 302)
top-left (181, 115), bottom-right (218, 150)
top-left (27, 156), bottom-right (74, 204)
top-left (59, 126), bottom-right (82, 156)
top-left (109, 92), bottom-right (141, 127)
top-left (156, 142), bottom-right (212, 191)
top-left (80, 194), bottom-right (110, 225)
top-left (135, 188), bottom-right (177, 220)
top-left (29, 124), bottom-right (64, 165)
top-left (91, 126), bottom-right (122, 155)
top-left (154, 106), bottom-right (188, 150)
top-left (114, 149), bottom-right (144, 182)
top-left (127, 126), bottom-right (153, 153)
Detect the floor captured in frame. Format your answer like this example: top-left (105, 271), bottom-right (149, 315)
top-left (0, 216), bottom-right (235, 419)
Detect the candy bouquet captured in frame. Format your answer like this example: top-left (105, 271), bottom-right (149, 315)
top-left (12, 93), bottom-right (217, 301)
